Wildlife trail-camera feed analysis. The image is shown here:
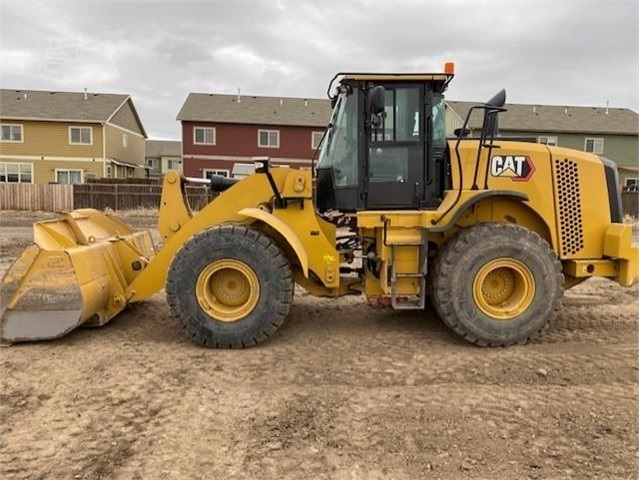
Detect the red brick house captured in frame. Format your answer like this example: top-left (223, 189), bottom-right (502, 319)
top-left (176, 93), bottom-right (332, 178)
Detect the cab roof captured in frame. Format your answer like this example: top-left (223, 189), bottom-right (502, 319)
top-left (339, 73), bottom-right (452, 83)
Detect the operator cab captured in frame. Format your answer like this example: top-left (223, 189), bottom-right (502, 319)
top-left (315, 71), bottom-right (453, 212)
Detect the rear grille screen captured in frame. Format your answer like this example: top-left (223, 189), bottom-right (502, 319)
top-left (555, 159), bottom-right (584, 256)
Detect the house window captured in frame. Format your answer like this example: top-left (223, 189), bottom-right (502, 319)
top-left (203, 169), bottom-right (229, 179)
top-left (122, 134), bottom-right (128, 148)
top-left (312, 131), bottom-right (324, 150)
top-left (625, 178), bottom-right (639, 191)
top-left (106, 165), bottom-right (112, 178)
top-left (56, 169), bottom-right (83, 184)
top-left (167, 158), bottom-right (181, 171)
top-left (584, 137), bottom-right (604, 154)
top-left (1, 124), bottom-right (23, 142)
top-left (0, 162), bottom-right (32, 183)
top-left (538, 136), bottom-right (557, 146)
top-left (194, 127), bottom-right (215, 145)
top-left (258, 129), bottom-right (280, 148)
top-left (147, 158), bottom-right (159, 169)
top-left (69, 126), bottom-right (92, 145)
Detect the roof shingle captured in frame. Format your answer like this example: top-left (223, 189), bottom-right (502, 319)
top-left (176, 93), bottom-right (332, 127)
top-left (448, 101), bottom-right (638, 135)
top-left (145, 139), bottom-right (181, 157)
top-left (0, 89), bottom-right (129, 122)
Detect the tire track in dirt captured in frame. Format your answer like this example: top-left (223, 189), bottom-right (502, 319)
top-left (0, 352), bottom-right (180, 479)
top-left (323, 384), bottom-right (638, 479)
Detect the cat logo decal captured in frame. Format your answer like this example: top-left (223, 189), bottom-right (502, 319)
top-left (490, 155), bottom-right (536, 182)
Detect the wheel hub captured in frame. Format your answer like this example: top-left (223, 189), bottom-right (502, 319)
top-left (473, 258), bottom-right (535, 320)
top-left (481, 268), bottom-right (515, 301)
top-left (196, 259), bottom-right (260, 322)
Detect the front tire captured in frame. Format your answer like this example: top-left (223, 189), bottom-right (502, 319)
top-left (431, 223), bottom-right (563, 346)
top-left (166, 225), bottom-right (294, 348)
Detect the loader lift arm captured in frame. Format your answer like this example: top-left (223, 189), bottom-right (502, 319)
top-left (127, 166), bottom-right (340, 303)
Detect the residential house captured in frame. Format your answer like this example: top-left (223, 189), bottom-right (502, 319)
top-left (0, 89), bottom-right (147, 184)
top-left (176, 93), bottom-right (332, 179)
top-left (145, 139), bottom-right (182, 176)
top-left (447, 101), bottom-right (639, 188)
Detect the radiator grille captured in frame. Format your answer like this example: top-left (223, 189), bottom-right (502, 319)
top-left (555, 159), bottom-right (584, 256)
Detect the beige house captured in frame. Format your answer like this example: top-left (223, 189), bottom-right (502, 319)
top-left (0, 89), bottom-right (147, 184)
top-left (145, 139), bottom-right (182, 177)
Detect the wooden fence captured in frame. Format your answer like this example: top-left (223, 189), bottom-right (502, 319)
top-left (621, 191), bottom-right (638, 218)
top-left (0, 182), bottom-right (214, 212)
top-left (73, 183), bottom-right (216, 211)
top-left (86, 177), bottom-right (161, 185)
top-left (0, 183), bottom-right (74, 211)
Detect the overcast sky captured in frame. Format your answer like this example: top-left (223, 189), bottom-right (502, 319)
top-left (1, 0), bottom-right (637, 139)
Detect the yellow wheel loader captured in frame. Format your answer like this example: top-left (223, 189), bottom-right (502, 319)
top-left (2, 68), bottom-right (638, 347)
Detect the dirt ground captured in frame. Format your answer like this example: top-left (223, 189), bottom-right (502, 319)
top-left (0, 213), bottom-right (637, 480)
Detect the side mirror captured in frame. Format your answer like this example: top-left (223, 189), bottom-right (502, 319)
top-left (454, 127), bottom-right (471, 138)
top-left (367, 86), bottom-right (386, 115)
top-left (485, 89), bottom-right (506, 108)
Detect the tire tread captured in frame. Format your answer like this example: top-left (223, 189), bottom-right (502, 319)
top-left (166, 225), bottom-right (293, 348)
top-left (431, 223), bottom-right (564, 347)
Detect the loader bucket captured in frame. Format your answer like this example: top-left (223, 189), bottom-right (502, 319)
top-left (1, 209), bottom-right (155, 345)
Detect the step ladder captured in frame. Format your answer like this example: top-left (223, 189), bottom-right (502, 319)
top-left (389, 230), bottom-right (428, 310)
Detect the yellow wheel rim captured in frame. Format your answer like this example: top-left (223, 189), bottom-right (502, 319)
top-left (472, 258), bottom-right (535, 320)
top-left (195, 259), bottom-right (260, 323)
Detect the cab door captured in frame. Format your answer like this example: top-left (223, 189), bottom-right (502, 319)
top-left (366, 85), bottom-right (425, 209)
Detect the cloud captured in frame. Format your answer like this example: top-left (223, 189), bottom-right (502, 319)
top-left (1, 49), bottom-right (35, 75)
top-left (1, 0), bottom-right (637, 139)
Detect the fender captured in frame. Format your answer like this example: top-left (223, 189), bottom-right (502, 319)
top-left (431, 190), bottom-right (529, 232)
top-left (238, 207), bottom-right (309, 278)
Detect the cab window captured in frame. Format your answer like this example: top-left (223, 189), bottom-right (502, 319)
top-left (369, 86), bottom-right (421, 182)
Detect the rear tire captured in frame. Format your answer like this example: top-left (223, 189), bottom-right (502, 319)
top-left (431, 223), bottom-right (563, 346)
top-left (166, 225), bottom-right (293, 348)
